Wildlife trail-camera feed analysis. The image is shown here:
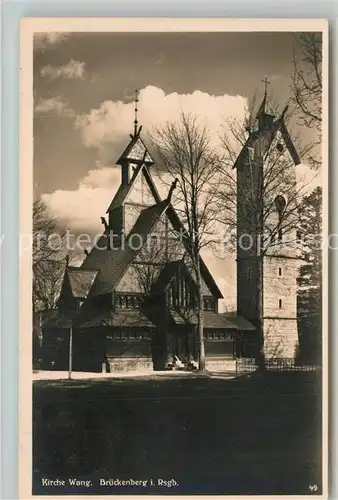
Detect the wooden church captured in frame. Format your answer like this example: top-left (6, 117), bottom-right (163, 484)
top-left (42, 86), bottom-right (301, 372)
top-left (42, 106), bottom-right (256, 373)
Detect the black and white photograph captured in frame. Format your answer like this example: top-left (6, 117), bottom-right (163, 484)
top-left (20, 18), bottom-right (328, 498)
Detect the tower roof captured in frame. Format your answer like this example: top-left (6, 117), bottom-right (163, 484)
top-left (116, 134), bottom-right (154, 166)
top-left (255, 76), bottom-right (275, 126)
top-left (233, 106), bottom-right (301, 170)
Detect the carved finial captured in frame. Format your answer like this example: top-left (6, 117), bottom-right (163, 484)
top-left (100, 216), bottom-right (108, 231)
top-left (134, 89), bottom-right (139, 137)
top-left (167, 178), bottom-right (179, 202)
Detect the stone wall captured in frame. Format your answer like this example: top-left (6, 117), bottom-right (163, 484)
top-left (107, 357), bottom-right (153, 372)
top-left (263, 256), bottom-right (298, 318)
top-left (263, 318), bottom-right (299, 359)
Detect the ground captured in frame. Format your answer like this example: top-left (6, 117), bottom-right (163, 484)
top-left (33, 371), bottom-right (322, 496)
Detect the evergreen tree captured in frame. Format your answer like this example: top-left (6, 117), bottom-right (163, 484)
top-left (297, 186), bottom-right (322, 364)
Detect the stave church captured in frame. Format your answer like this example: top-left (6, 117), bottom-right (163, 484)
top-left (41, 87), bottom-right (300, 373)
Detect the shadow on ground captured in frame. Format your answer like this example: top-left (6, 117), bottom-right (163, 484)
top-left (33, 371), bottom-right (322, 496)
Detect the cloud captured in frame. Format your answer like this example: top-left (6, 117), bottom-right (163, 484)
top-left (34, 32), bottom-right (69, 50)
top-left (34, 96), bottom-right (75, 118)
top-left (40, 60), bottom-right (85, 80)
top-left (41, 87), bottom-right (248, 229)
top-left (41, 165), bottom-right (121, 233)
top-left (74, 85), bottom-right (248, 163)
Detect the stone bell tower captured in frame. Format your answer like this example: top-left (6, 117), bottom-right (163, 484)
top-left (235, 79), bottom-right (301, 360)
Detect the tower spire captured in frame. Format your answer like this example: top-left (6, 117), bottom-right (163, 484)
top-left (134, 89), bottom-right (139, 137)
top-left (256, 75), bottom-right (274, 129)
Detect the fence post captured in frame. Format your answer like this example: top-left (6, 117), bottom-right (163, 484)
top-left (68, 324), bottom-right (73, 379)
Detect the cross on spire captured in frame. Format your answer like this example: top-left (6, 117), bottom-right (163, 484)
top-left (261, 75), bottom-right (271, 96)
top-left (134, 89), bottom-right (139, 137)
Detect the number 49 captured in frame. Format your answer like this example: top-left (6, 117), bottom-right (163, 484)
top-left (309, 484), bottom-right (318, 492)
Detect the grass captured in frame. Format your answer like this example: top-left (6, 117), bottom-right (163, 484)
top-left (33, 371), bottom-right (322, 495)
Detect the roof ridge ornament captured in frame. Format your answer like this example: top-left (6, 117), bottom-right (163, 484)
top-left (134, 89), bottom-right (139, 137)
top-left (167, 178), bottom-right (179, 202)
top-left (261, 75), bottom-right (271, 97)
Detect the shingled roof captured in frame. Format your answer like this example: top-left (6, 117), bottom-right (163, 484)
top-left (151, 260), bottom-right (183, 294)
top-left (165, 205), bottom-right (223, 298)
top-left (82, 200), bottom-right (170, 296)
top-left (167, 309), bottom-right (255, 330)
top-left (221, 312), bottom-right (256, 331)
top-left (80, 309), bottom-right (155, 328)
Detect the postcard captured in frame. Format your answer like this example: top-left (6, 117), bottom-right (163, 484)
top-left (19, 18), bottom-right (328, 498)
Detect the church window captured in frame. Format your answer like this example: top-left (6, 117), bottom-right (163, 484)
top-left (247, 268), bottom-right (252, 280)
top-left (168, 287), bottom-right (173, 307)
top-left (279, 267), bottom-right (282, 276)
top-left (276, 142), bottom-right (284, 153)
top-left (204, 298), bottom-right (215, 312)
top-left (279, 299), bottom-right (282, 308)
top-left (117, 294), bottom-right (141, 309)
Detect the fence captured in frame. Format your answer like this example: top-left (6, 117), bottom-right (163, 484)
top-left (236, 357), bottom-right (320, 374)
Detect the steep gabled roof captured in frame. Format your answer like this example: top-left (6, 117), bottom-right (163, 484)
top-left (116, 134), bottom-right (154, 166)
top-left (106, 163), bottom-right (161, 214)
top-left (165, 205), bottom-right (224, 299)
top-left (84, 200), bottom-right (170, 296)
top-left (233, 109), bottom-right (301, 170)
top-left (80, 309), bottom-right (155, 328)
top-left (81, 199), bottom-right (223, 299)
top-left (167, 309), bottom-right (254, 330)
top-left (151, 260), bottom-right (197, 295)
top-left (221, 312), bottom-right (256, 331)
top-left (106, 163), bottom-right (143, 213)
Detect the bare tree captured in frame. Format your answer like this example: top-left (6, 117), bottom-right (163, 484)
top-left (33, 199), bottom-right (66, 311)
top-left (151, 112), bottom-right (219, 370)
top-left (291, 33), bottom-right (322, 168)
top-left (218, 101), bottom-right (314, 368)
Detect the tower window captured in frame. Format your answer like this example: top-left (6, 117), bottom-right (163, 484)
top-left (247, 268), bottom-right (252, 279)
top-left (278, 267), bottom-right (282, 276)
top-left (279, 299), bottom-right (282, 308)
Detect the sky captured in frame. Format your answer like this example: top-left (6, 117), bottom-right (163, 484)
top-left (33, 31), bottom-right (321, 311)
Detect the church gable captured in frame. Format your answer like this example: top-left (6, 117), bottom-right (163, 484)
top-left (58, 269), bottom-right (73, 305)
top-left (134, 212), bottom-right (185, 264)
top-left (117, 135), bottom-right (154, 166)
top-left (124, 168), bottom-right (156, 206)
